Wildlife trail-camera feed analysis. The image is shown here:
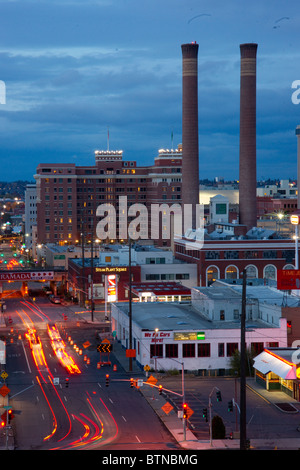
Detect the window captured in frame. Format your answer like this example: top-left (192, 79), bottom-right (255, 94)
top-left (182, 343), bottom-right (195, 358)
top-left (165, 344), bottom-right (178, 358)
top-left (198, 343), bottom-right (210, 357)
top-left (150, 344), bottom-right (163, 358)
top-left (227, 343), bottom-right (238, 357)
top-left (251, 342), bottom-right (264, 354)
top-left (220, 310), bottom-right (225, 320)
top-left (218, 343), bottom-right (224, 357)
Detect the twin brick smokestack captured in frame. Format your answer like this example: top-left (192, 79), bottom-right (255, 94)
top-left (239, 43), bottom-right (258, 230)
top-left (181, 42), bottom-right (258, 232)
top-left (181, 42), bottom-right (199, 231)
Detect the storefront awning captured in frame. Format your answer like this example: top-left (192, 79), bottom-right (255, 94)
top-left (253, 349), bottom-right (297, 380)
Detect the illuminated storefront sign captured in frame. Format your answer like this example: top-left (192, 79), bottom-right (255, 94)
top-left (96, 266), bottom-right (127, 273)
top-left (0, 271), bottom-right (54, 281)
top-left (174, 332), bottom-right (205, 341)
top-left (107, 274), bottom-right (117, 302)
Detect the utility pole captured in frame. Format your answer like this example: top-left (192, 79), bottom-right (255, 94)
top-left (81, 210), bottom-right (86, 307)
top-left (90, 219), bottom-right (94, 322)
top-left (128, 238), bottom-right (132, 372)
top-left (240, 269), bottom-right (247, 450)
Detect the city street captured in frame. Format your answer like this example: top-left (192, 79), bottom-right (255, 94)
top-left (1, 296), bottom-right (180, 450)
top-left (2, 294), bottom-right (300, 451)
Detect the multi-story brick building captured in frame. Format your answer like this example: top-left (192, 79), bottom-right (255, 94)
top-left (174, 236), bottom-right (298, 286)
top-left (34, 146), bottom-right (182, 246)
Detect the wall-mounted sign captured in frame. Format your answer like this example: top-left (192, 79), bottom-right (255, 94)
top-left (0, 271), bottom-right (54, 281)
top-left (96, 266), bottom-right (127, 273)
top-left (277, 269), bottom-right (300, 290)
top-left (174, 332), bottom-right (205, 341)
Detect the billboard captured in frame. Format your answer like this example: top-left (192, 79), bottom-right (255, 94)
top-left (277, 269), bottom-right (300, 290)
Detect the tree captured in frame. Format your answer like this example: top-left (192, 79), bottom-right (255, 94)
top-left (212, 415), bottom-right (226, 439)
top-left (229, 348), bottom-right (254, 376)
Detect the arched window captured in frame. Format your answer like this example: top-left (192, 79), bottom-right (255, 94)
top-left (225, 265), bottom-right (238, 280)
top-left (263, 264), bottom-right (276, 280)
top-left (245, 265), bottom-right (258, 279)
top-left (206, 265), bottom-right (219, 286)
top-left (284, 264), bottom-right (295, 270)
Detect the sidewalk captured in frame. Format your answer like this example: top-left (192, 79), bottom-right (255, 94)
top-left (111, 339), bottom-right (300, 450)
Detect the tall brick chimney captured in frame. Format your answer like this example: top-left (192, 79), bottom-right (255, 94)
top-left (181, 42), bottom-right (199, 230)
top-left (239, 43), bottom-right (258, 231)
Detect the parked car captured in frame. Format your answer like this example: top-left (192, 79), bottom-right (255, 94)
top-left (49, 295), bottom-right (61, 304)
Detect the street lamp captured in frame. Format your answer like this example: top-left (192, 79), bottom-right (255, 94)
top-left (290, 213), bottom-right (300, 269)
top-left (154, 328), bottom-right (159, 373)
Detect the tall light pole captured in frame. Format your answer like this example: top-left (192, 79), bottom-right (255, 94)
top-left (90, 219), bottom-right (94, 322)
top-left (81, 210), bottom-right (86, 307)
top-left (128, 237), bottom-right (133, 372)
top-left (291, 213), bottom-right (300, 269)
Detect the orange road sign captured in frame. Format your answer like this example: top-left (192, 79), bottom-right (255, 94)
top-left (0, 385), bottom-right (10, 397)
top-left (161, 402), bottom-right (174, 415)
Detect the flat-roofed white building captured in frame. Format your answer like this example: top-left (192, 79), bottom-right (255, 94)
top-left (111, 301), bottom-right (287, 374)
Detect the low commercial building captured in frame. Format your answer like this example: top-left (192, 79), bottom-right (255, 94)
top-left (111, 301), bottom-right (287, 374)
top-left (253, 348), bottom-right (300, 401)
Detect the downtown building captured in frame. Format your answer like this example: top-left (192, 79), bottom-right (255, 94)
top-left (34, 147), bottom-right (182, 247)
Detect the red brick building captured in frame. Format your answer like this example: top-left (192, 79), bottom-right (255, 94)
top-left (34, 147), bottom-right (182, 246)
top-left (174, 237), bottom-right (297, 286)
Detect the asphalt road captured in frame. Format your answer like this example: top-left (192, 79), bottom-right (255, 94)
top-left (1, 297), bottom-right (180, 450)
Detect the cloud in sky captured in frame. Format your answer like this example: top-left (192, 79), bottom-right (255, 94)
top-left (0, 0), bottom-right (299, 181)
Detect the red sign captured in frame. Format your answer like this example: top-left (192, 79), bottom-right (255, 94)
top-left (277, 269), bottom-right (300, 290)
top-left (126, 349), bottom-right (136, 358)
top-left (107, 274), bottom-right (117, 302)
top-left (0, 271), bottom-right (54, 281)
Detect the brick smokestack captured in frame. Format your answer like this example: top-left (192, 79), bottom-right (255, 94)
top-left (181, 42), bottom-right (199, 230)
top-left (239, 43), bottom-right (258, 230)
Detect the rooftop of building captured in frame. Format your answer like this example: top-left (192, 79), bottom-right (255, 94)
top-left (113, 300), bottom-right (278, 331)
top-left (200, 280), bottom-right (300, 308)
top-left (127, 281), bottom-right (191, 296)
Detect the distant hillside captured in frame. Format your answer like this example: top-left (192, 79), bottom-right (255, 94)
top-left (0, 181), bottom-right (34, 198)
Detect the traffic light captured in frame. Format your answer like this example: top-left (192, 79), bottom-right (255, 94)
top-left (183, 403), bottom-right (188, 420)
top-left (158, 385), bottom-right (162, 395)
top-left (106, 374), bottom-right (110, 387)
top-left (202, 408), bottom-right (208, 422)
top-left (7, 409), bottom-right (14, 424)
top-left (130, 378), bottom-right (134, 388)
top-left (228, 400), bottom-right (233, 412)
top-left (1, 412), bottom-right (6, 427)
top-left (216, 390), bottom-right (222, 402)
top-left (65, 377), bottom-right (69, 388)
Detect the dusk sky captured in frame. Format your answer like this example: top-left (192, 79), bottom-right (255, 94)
top-left (0, 0), bottom-right (299, 182)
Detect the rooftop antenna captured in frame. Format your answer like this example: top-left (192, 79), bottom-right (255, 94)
top-left (107, 126), bottom-right (109, 151)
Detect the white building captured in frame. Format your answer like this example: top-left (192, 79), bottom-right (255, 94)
top-left (24, 184), bottom-right (37, 250)
top-left (111, 301), bottom-right (287, 374)
top-left (92, 243), bottom-right (197, 288)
